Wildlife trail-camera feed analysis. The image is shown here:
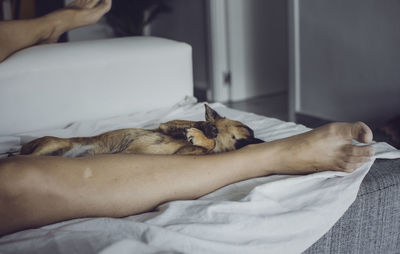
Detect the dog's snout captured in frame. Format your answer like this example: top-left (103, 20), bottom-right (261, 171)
top-left (234, 137), bottom-right (264, 150)
top-left (251, 138), bottom-right (264, 144)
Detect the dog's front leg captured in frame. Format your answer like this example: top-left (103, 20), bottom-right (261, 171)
top-left (185, 128), bottom-right (216, 152)
top-left (158, 120), bottom-right (198, 138)
top-left (159, 120), bottom-right (217, 139)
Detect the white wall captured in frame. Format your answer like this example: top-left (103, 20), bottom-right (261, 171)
top-left (298, 0), bottom-right (400, 124)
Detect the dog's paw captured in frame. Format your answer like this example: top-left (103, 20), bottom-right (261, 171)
top-left (185, 128), bottom-right (201, 145)
top-left (202, 122), bottom-right (218, 139)
top-left (185, 128), bottom-right (216, 151)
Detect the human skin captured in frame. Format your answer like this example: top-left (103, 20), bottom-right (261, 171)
top-left (0, 122), bottom-right (375, 236)
top-left (0, 0), bottom-right (112, 62)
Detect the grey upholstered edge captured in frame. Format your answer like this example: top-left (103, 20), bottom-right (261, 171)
top-left (303, 159), bottom-right (400, 254)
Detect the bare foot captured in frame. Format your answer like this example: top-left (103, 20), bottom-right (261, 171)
top-left (249, 122), bottom-right (375, 175)
top-left (40, 0), bottom-right (112, 43)
top-left (67, 0), bottom-right (104, 9)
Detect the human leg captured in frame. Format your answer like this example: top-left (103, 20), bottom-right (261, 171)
top-left (0, 0), bottom-right (112, 62)
top-left (0, 122), bottom-right (375, 236)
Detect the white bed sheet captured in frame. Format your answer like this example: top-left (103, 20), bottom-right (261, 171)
top-left (0, 97), bottom-right (399, 254)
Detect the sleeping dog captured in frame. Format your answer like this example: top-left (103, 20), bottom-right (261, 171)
top-left (20, 105), bottom-right (264, 157)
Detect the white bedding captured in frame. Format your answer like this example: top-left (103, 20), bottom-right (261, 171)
top-left (0, 97), bottom-right (399, 254)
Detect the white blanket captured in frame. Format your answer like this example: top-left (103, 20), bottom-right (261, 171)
top-left (0, 97), bottom-right (399, 254)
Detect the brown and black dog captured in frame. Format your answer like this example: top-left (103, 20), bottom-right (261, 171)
top-left (20, 105), bottom-right (264, 157)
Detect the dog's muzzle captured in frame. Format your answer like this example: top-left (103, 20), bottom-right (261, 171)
top-left (235, 138), bottom-right (265, 150)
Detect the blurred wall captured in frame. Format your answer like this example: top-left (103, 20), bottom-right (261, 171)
top-left (150, 0), bottom-right (209, 91)
top-left (299, 0), bottom-right (400, 124)
top-left (151, 0), bottom-right (289, 102)
top-left (227, 0), bottom-right (288, 101)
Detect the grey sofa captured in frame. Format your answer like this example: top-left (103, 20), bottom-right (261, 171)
top-left (304, 159), bottom-right (400, 253)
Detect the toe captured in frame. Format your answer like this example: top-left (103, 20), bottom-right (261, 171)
top-left (336, 161), bottom-right (353, 172)
top-left (68, 0), bottom-right (101, 9)
top-left (338, 145), bottom-right (374, 172)
top-left (336, 161), bottom-right (365, 173)
top-left (98, 0), bottom-right (112, 12)
top-left (80, 0), bottom-right (112, 25)
top-left (87, 0), bottom-right (101, 8)
top-left (343, 144), bottom-right (375, 157)
top-left (351, 121), bottom-right (373, 144)
top-left (342, 155), bottom-right (371, 164)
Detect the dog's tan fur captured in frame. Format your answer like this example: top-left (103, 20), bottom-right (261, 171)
top-left (20, 105), bottom-right (263, 157)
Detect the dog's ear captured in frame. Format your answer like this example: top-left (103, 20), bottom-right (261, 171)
top-left (205, 104), bottom-right (222, 122)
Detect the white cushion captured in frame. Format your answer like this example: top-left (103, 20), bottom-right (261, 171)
top-left (0, 37), bottom-right (193, 135)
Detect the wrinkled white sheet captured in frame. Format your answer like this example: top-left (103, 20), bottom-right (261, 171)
top-left (0, 97), bottom-right (399, 254)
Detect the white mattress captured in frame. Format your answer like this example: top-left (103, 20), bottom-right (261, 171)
top-left (0, 97), bottom-right (399, 254)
